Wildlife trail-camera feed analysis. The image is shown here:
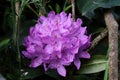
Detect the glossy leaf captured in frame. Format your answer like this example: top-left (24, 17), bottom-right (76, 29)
top-left (78, 55), bottom-right (107, 74)
top-left (76, 0), bottom-right (120, 18)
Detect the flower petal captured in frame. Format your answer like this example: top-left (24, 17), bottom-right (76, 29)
top-left (48, 11), bottom-right (55, 17)
top-left (27, 45), bottom-right (35, 53)
top-left (29, 56), bottom-right (43, 68)
top-left (43, 63), bottom-right (48, 71)
top-left (44, 44), bottom-right (53, 54)
top-left (74, 58), bottom-right (81, 70)
top-left (79, 51), bottom-right (90, 59)
top-left (57, 66), bottom-right (66, 77)
top-left (22, 51), bottom-right (32, 58)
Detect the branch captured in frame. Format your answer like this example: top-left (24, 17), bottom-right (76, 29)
top-left (88, 28), bottom-right (108, 51)
top-left (15, 1), bottom-right (21, 74)
top-left (27, 5), bottom-right (39, 17)
top-left (104, 11), bottom-right (118, 80)
top-left (71, 0), bottom-right (75, 20)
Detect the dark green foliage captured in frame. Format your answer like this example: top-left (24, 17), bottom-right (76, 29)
top-left (76, 0), bottom-right (120, 18)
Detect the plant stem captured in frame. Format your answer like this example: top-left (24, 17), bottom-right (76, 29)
top-left (27, 5), bottom-right (39, 17)
top-left (15, 1), bottom-right (20, 63)
top-left (104, 11), bottom-right (118, 80)
top-left (63, 0), bottom-right (67, 11)
top-left (15, 1), bottom-right (22, 80)
top-left (71, 0), bottom-right (75, 20)
top-left (11, 0), bottom-right (16, 45)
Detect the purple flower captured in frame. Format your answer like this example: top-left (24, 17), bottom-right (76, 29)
top-left (22, 11), bottom-right (91, 77)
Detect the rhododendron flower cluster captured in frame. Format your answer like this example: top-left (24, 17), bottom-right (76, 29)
top-left (22, 11), bottom-right (91, 77)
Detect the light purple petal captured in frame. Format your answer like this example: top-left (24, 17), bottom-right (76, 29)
top-left (22, 51), bottom-right (32, 58)
top-left (79, 27), bottom-right (87, 36)
top-left (29, 56), bottom-right (43, 68)
top-left (44, 44), bottom-right (53, 54)
top-left (24, 36), bottom-right (31, 46)
top-left (35, 45), bottom-right (43, 54)
top-left (43, 63), bottom-right (48, 71)
top-left (72, 18), bottom-right (82, 29)
top-left (79, 51), bottom-right (90, 59)
top-left (80, 35), bottom-right (89, 46)
top-left (48, 60), bottom-right (60, 69)
top-left (80, 36), bottom-right (91, 50)
top-left (57, 65), bottom-right (66, 77)
top-left (54, 41), bottom-right (62, 52)
top-left (55, 51), bottom-right (62, 58)
top-left (76, 18), bottom-right (82, 26)
top-left (48, 11), bottom-right (55, 17)
top-left (60, 11), bottom-right (67, 18)
top-left (29, 27), bottom-right (35, 35)
top-left (41, 36), bottom-right (54, 44)
top-left (52, 30), bottom-right (61, 38)
top-left (70, 46), bottom-right (79, 54)
top-left (27, 46), bottom-right (35, 53)
top-left (62, 53), bottom-right (74, 64)
top-left (74, 58), bottom-right (81, 70)
top-left (38, 16), bottom-right (46, 23)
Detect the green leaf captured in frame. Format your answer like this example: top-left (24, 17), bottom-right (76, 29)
top-left (104, 61), bottom-right (109, 80)
top-left (76, 0), bottom-right (120, 18)
top-left (104, 48), bottom-right (110, 80)
top-left (48, 5), bottom-right (53, 11)
top-left (56, 3), bottom-right (61, 13)
top-left (21, 68), bottom-right (44, 79)
top-left (78, 55), bottom-right (107, 74)
top-left (0, 38), bottom-right (10, 49)
top-left (63, 5), bottom-right (72, 12)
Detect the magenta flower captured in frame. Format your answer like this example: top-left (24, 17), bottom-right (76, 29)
top-left (22, 11), bottom-right (91, 77)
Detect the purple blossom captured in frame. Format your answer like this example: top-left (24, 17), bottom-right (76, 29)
top-left (22, 11), bottom-right (91, 77)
